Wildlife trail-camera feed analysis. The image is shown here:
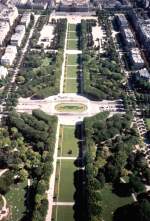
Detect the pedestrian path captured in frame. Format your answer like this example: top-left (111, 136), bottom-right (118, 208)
top-left (53, 202), bottom-right (74, 206)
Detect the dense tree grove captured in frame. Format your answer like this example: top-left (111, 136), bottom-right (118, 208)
top-left (84, 112), bottom-right (150, 221)
top-left (113, 197), bottom-right (150, 221)
top-left (16, 50), bottom-right (63, 99)
top-left (0, 110), bottom-right (57, 221)
top-left (80, 19), bottom-right (125, 100)
top-left (14, 19), bottom-right (67, 100)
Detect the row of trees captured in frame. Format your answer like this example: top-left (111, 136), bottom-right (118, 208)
top-left (0, 110), bottom-right (57, 221)
top-left (15, 19), bottom-right (67, 100)
top-left (80, 18), bottom-right (125, 100)
top-left (29, 15), bottom-right (49, 49)
top-left (52, 19), bottom-right (67, 50)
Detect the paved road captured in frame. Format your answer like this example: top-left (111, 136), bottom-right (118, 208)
top-left (16, 94), bottom-right (124, 124)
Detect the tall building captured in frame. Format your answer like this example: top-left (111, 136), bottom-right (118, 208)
top-left (0, 4), bottom-right (18, 26)
top-left (57, 0), bottom-right (90, 12)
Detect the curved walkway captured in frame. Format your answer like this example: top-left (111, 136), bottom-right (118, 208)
top-left (0, 195), bottom-right (9, 221)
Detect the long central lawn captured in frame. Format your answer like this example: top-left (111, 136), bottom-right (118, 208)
top-left (60, 126), bottom-right (79, 157)
top-left (64, 78), bottom-right (78, 93)
top-left (53, 206), bottom-right (74, 221)
top-left (66, 54), bottom-right (80, 65)
top-left (58, 160), bottom-right (76, 202)
top-left (68, 31), bottom-right (77, 39)
top-left (66, 66), bottom-right (79, 78)
top-left (68, 24), bottom-right (77, 32)
top-left (5, 181), bottom-right (27, 221)
top-left (67, 40), bottom-right (78, 50)
top-left (101, 184), bottom-right (133, 221)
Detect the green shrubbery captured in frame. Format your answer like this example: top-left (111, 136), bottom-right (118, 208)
top-left (0, 110), bottom-right (57, 221)
top-left (84, 112), bottom-right (141, 220)
top-left (80, 18), bottom-right (124, 100)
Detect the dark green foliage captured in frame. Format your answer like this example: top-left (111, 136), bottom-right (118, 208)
top-left (129, 175), bottom-right (145, 193)
top-left (1, 111), bottom-right (57, 221)
top-left (16, 51), bottom-right (63, 99)
top-left (84, 112), bottom-right (141, 220)
top-left (80, 19), bottom-right (124, 100)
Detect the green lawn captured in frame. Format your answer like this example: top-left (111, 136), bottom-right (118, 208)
top-left (52, 206), bottom-right (74, 221)
top-left (68, 31), bottom-right (77, 39)
top-left (5, 181), bottom-right (27, 221)
top-left (66, 66), bottom-right (79, 78)
top-left (58, 160), bottom-right (76, 202)
top-left (66, 54), bottom-right (80, 65)
top-left (101, 184), bottom-right (133, 221)
top-left (145, 118), bottom-right (150, 130)
top-left (64, 78), bottom-right (78, 93)
top-left (67, 40), bottom-right (78, 50)
top-left (59, 126), bottom-right (79, 157)
top-left (68, 24), bottom-right (77, 32)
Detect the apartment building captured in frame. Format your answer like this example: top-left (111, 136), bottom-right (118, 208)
top-left (58, 0), bottom-right (90, 12)
top-left (136, 68), bottom-right (150, 82)
top-left (1, 45), bottom-right (17, 66)
top-left (0, 4), bottom-right (18, 26)
top-left (121, 28), bottom-right (136, 48)
top-left (129, 48), bottom-right (144, 70)
top-left (0, 66), bottom-right (8, 79)
top-left (11, 25), bottom-right (25, 47)
top-left (20, 12), bottom-right (31, 29)
top-left (116, 14), bottom-right (129, 29)
top-left (0, 21), bottom-right (10, 46)
top-left (131, 11), bottom-right (150, 53)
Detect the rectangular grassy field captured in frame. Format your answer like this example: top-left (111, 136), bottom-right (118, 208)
top-left (52, 205), bottom-right (74, 221)
top-left (66, 66), bottom-right (79, 78)
top-left (68, 31), bottom-right (78, 39)
top-left (67, 40), bottom-right (78, 50)
top-left (64, 78), bottom-right (78, 93)
top-left (5, 181), bottom-right (27, 221)
top-left (59, 125), bottom-right (79, 157)
top-left (58, 160), bottom-right (76, 202)
top-left (66, 54), bottom-right (79, 65)
top-left (68, 24), bottom-right (77, 32)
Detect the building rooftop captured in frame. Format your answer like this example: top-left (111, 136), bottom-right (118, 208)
top-left (15, 24), bottom-right (25, 33)
top-left (138, 68), bottom-right (150, 80)
top-left (116, 13), bottom-right (129, 27)
top-left (122, 28), bottom-right (135, 44)
top-left (139, 21), bottom-right (150, 42)
top-left (5, 45), bottom-right (17, 53)
top-left (130, 48), bottom-right (144, 64)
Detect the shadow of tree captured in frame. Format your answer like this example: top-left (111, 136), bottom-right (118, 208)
top-left (112, 181), bottom-right (132, 197)
top-left (73, 169), bottom-right (87, 221)
top-left (113, 203), bottom-right (139, 221)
